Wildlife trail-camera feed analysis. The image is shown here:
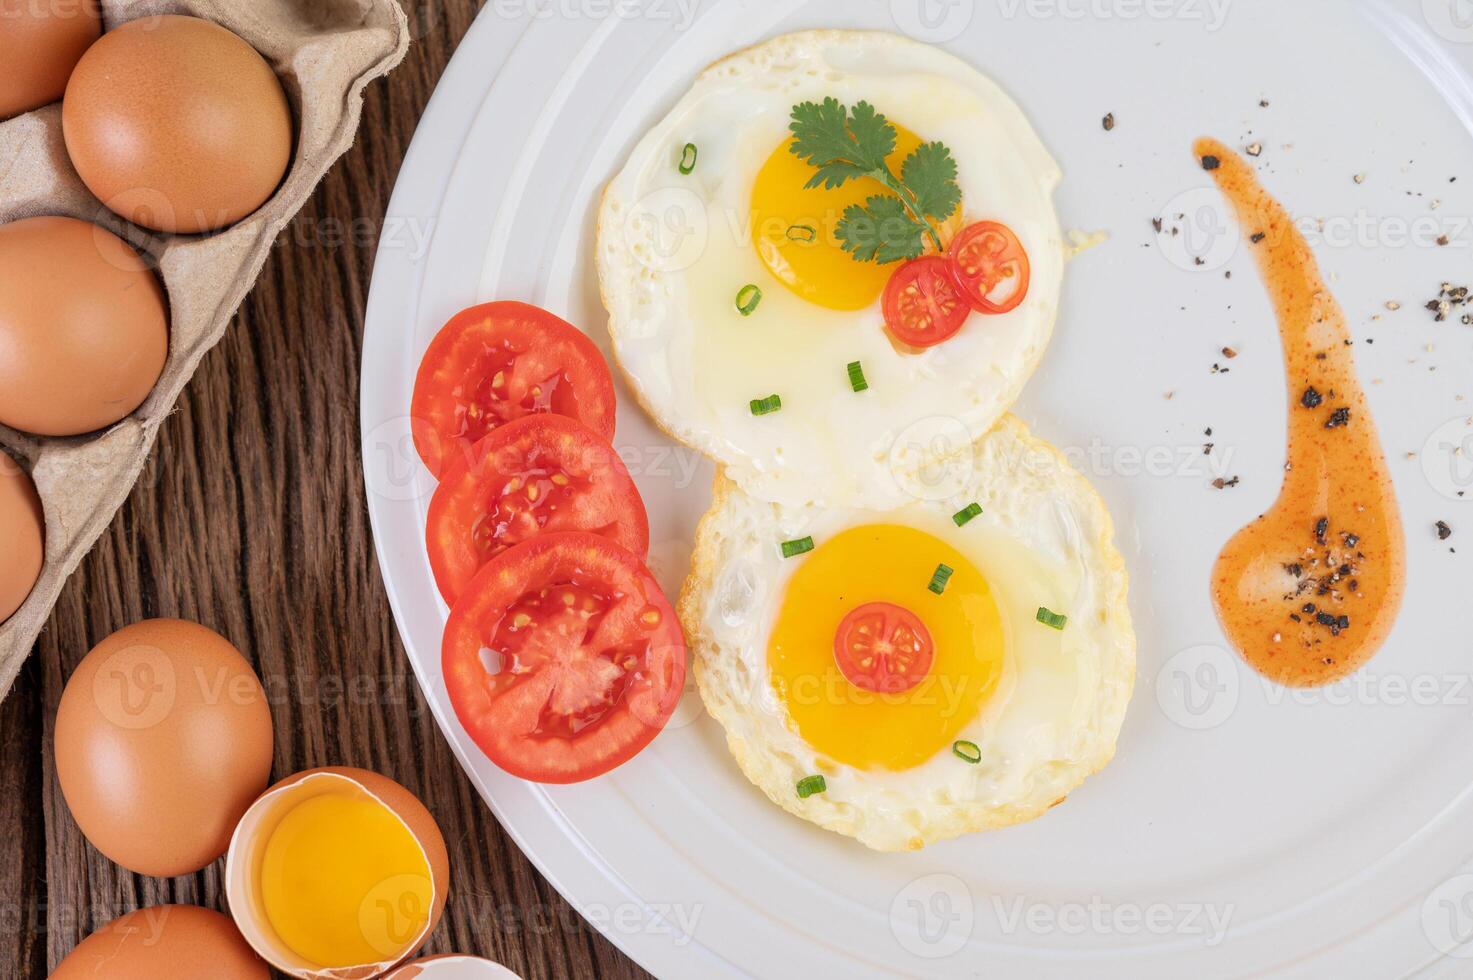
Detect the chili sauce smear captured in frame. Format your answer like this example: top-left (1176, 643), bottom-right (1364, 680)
top-left (1197, 138), bottom-right (1405, 688)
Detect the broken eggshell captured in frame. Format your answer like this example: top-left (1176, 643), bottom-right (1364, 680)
top-left (225, 766), bottom-right (449, 980)
top-left (384, 955), bottom-right (523, 980)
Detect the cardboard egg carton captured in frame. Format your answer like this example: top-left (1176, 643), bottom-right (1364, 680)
top-left (0, 0), bottom-right (410, 697)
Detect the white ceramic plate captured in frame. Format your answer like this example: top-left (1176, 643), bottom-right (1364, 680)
top-left (362, 2), bottom-right (1473, 976)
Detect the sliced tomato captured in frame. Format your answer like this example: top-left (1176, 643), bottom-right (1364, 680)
top-left (833, 601), bottom-right (934, 695)
top-left (426, 414), bottom-right (650, 604)
top-left (948, 221), bottom-right (1030, 314)
top-left (882, 255), bottom-right (971, 349)
top-left (442, 532), bottom-right (686, 784)
top-left (411, 301), bottom-right (617, 478)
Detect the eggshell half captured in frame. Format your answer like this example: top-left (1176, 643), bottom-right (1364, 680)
top-left (0, 0), bottom-right (102, 120)
top-left (0, 455), bottom-right (44, 623)
top-left (53, 619), bottom-right (274, 876)
top-left (226, 767), bottom-right (451, 980)
top-left (62, 14), bottom-right (293, 234)
top-left (384, 955), bottom-right (523, 980)
top-left (51, 905), bottom-right (270, 979)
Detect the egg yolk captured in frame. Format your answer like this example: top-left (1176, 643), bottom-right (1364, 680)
top-left (768, 524), bottom-right (1004, 772)
top-left (260, 792), bottom-right (433, 968)
top-left (750, 125), bottom-right (964, 312)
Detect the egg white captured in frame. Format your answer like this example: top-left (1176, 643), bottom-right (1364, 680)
top-left (680, 416), bottom-right (1135, 851)
top-left (597, 30), bottom-right (1064, 508)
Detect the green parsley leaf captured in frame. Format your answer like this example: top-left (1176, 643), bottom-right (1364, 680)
top-left (836, 195), bottom-right (927, 264)
top-left (843, 101), bottom-right (895, 166)
top-left (787, 97), bottom-right (961, 264)
top-left (788, 98), bottom-right (884, 189)
top-left (901, 141), bottom-right (962, 220)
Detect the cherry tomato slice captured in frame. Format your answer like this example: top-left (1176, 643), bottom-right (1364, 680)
top-left (411, 301), bottom-right (617, 478)
top-left (426, 414), bottom-right (650, 605)
top-left (881, 255), bottom-right (970, 349)
top-left (948, 221), bottom-right (1031, 314)
top-left (442, 532), bottom-right (686, 784)
top-left (833, 601), bottom-right (935, 695)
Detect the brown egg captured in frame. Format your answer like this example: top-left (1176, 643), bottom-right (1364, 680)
top-left (54, 619), bottom-right (274, 877)
top-left (0, 0), bottom-right (102, 120)
top-left (52, 905), bottom-right (270, 979)
top-left (0, 454), bottom-right (44, 623)
top-left (62, 15), bottom-right (293, 234)
top-left (0, 216), bottom-right (168, 436)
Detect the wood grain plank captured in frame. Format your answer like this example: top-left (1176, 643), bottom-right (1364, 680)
top-left (2, 4), bottom-right (652, 977)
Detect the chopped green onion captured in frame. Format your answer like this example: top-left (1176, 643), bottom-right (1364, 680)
top-left (678, 142), bottom-right (698, 174)
top-left (1037, 607), bottom-right (1068, 630)
top-left (781, 536), bottom-right (814, 559)
top-left (928, 563), bottom-right (954, 595)
top-left (750, 394), bottom-right (782, 416)
top-left (847, 360), bottom-right (869, 393)
top-left (952, 740), bottom-right (982, 764)
top-left (735, 283), bottom-right (762, 316)
top-left (796, 774), bottom-right (827, 798)
top-left (952, 503), bottom-right (982, 527)
top-left (786, 224), bottom-right (817, 243)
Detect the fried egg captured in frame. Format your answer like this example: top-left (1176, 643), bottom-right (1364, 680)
top-left (680, 417), bottom-right (1134, 851)
top-left (597, 30), bottom-right (1064, 507)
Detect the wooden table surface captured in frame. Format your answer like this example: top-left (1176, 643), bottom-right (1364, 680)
top-left (0, 4), bottom-right (650, 977)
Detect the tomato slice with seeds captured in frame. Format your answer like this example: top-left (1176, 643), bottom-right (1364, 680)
top-left (833, 601), bottom-right (935, 695)
top-left (442, 532), bottom-right (686, 784)
top-left (411, 301), bottom-right (617, 478)
top-left (881, 255), bottom-right (971, 349)
top-left (426, 414), bottom-right (649, 604)
top-left (948, 221), bottom-right (1030, 315)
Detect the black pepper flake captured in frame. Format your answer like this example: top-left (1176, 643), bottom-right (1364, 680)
top-left (1343, 533), bottom-right (1359, 548)
top-left (1285, 562), bottom-right (1304, 578)
top-left (1152, 217), bottom-right (1163, 233)
top-left (1325, 407), bottom-right (1351, 429)
top-left (1302, 603), bottom-right (1317, 614)
top-left (1301, 387), bottom-right (1323, 409)
top-left (1314, 517), bottom-right (1329, 544)
top-left (1201, 154), bottom-right (1221, 171)
top-left (1103, 112), bottom-right (1115, 131)
top-left (1250, 232), bottom-right (1266, 244)
top-left (1427, 283), bottom-right (1470, 322)
top-left (1212, 476), bottom-right (1241, 489)
top-left (1437, 520), bottom-right (1453, 540)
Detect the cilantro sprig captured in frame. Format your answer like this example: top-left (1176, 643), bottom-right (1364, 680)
top-left (788, 98), bottom-right (961, 264)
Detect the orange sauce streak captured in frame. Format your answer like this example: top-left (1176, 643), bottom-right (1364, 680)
top-left (1197, 138), bottom-right (1405, 688)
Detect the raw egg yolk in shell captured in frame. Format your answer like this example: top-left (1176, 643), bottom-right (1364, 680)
top-left (768, 525), bottom-right (1003, 771)
top-left (260, 792), bottom-right (434, 968)
top-left (750, 125), bottom-right (965, 312)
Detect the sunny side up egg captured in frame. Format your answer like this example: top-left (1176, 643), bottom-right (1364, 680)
top-left (597, 30), bottom-right (1064, 508)
top-left (680, 417), bottom-right (1134, 851)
